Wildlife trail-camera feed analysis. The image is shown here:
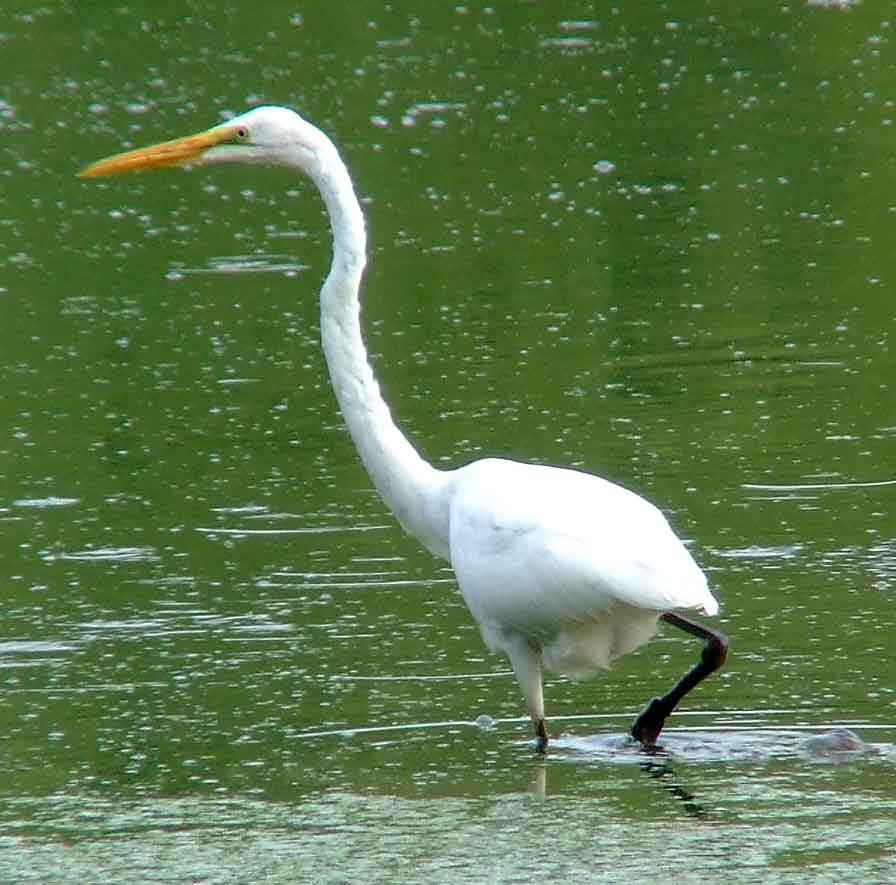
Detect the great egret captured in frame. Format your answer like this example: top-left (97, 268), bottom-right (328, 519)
top-left (80, 106), bottom-right (728, 752)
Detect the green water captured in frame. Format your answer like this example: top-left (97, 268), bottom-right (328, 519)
top-left (1, 2), bottom-right (894, 882)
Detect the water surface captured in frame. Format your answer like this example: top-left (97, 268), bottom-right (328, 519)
top-left (1, 1), bottom-right (894, 881)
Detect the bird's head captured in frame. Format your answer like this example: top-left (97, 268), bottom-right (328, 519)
top-left (78, 106), bottom-right (328, 179)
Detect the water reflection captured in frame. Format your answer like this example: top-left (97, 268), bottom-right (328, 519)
top-left (639, 758), bottom-right (707, 819)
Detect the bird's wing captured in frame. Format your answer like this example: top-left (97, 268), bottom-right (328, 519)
top-left (448, 459), bottom-right (716, 637)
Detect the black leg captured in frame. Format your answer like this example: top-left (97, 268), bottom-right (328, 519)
top-left (631, 612), bottom-right (728, 749)
top-left (535, 718), bottom-right (549, 754)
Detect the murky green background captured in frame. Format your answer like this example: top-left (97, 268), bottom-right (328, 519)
top-left (2, 1), bottom-right (894, 881)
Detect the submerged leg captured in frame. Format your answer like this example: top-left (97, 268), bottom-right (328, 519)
top-left (631, 612), bottom-right (728, 749)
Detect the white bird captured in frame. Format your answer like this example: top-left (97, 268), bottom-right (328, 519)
top-left (80, 106), bottom-right (728, 752)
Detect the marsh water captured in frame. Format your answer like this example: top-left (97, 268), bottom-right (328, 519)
top-left (1, 2), bottom-right (894, 882)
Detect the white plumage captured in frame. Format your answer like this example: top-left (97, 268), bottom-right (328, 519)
top-left (80, 105), bottom-right (727, 752)
top-left (447, 458), bottom-right (717, 729)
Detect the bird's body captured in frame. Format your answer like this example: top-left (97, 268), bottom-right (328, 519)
top-left (450, 458), bottom-right (714, 662)
top-left (80, 105), bottom-right (727, 750)
top-left (446, 457), bottom-right (716, 727)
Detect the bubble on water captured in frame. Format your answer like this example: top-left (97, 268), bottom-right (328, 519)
top-left (474, 714), bottom-right (496, 732)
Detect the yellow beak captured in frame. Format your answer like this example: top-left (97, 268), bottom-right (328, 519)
top-left (78, 124), bottom-right (243, 178)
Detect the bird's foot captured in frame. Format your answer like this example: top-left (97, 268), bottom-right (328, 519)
top-left (535, 718), bottom-right (549, 755)
top-left (631, 697), bottom-right (671, 750)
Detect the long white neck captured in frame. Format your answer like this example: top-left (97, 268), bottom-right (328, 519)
top-left (309, 139), bottom-right (452, 559)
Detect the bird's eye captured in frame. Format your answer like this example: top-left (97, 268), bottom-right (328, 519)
top-left (236, 126), bottom-right (249, 141)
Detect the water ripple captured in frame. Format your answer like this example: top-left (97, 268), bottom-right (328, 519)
top-left (13, 497), bottom-right (80, 509)
top-left (169, 254), bottom-right (309, 276)
top-left (712, 544), bottom-right (805, 561)
top-left (196, 524), bottom-right (390, 537)
top-left (743, 479), bottom-right (896, 492)
top-left (50, 547), bottom-right (158, 563)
